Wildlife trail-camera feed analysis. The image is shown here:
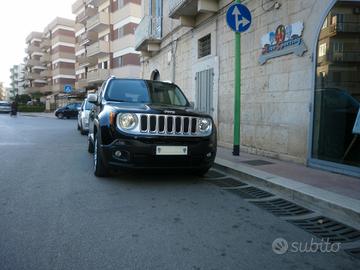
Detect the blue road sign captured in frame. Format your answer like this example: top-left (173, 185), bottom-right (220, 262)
top-left (226, 3), bottom-right (252, 33)
top-left (64, 85), bottom-right (72, 93)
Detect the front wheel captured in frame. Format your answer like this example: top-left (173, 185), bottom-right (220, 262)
top-left (93, 137), bottom-right (108, 177)
top-left (57, 113), bottom-right (64, 119)
top-left (88, 137), bottom-right (94, 153)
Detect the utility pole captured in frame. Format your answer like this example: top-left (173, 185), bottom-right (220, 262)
top-left (233, 0), bottom-right (241, 156)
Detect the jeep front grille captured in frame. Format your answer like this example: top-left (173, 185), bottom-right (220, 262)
top-left (139, 114), bottom-right (199, 136)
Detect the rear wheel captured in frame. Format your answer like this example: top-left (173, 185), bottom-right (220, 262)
top-left (195, 167), bottom-right (211, 177)
top-left (93, 136), bottom-right (108, 177)
top-left (57, 113), bottom-right (64, 119)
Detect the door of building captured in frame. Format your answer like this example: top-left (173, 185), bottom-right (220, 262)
top-left (195, 68), bottom-right (214, 115)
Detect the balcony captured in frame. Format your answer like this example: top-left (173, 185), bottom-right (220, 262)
top-left (33, 65), bottom-right (47, 71)
top-left (72, 0), bottom-right (85, 13)
top-left (78, 55), bottom-right (97, 67)
top-left (111, 2), bottom-right (141, 25)
top-left (25, 45), bottom-right (42, 54)
top-left (40, 70), bottom-right (52, 78)
top-left (52, 68), bottom-right (75, 77)
top-left (76, 7), bottom-right (97, 24)
top-left (26, 59), bottom-right (41, 67)
top-left (79, 31), bottom-right (98, 46)
top-left (25, 87), bottom-right (39, 94)
top-left (135, 16), bottom-right (162, 52)
top-left (87, 69), bottom-right (110, 83)
top-left (111, 34), bottom-right (135, 53)
top-left (112, 66), bottom-right (140, 79)
top-left (40, 54), bottom-right (51, 63)
top-left (169, 0), bottom-right (219, 20)
top-left (87, 40), bottom-right (109, 57)
top-left (87, 0), bottom-right (107, 7)
top-left (40, 39), bottom-right (51, 49)
top-left (40, 86), bottom-right (51, 93)
top-left (87, 12), bottom-right (109, 32)
top-left (76, 79), bottom-right (88, 89)
top-left (24, 72), bottom-right (41, 81)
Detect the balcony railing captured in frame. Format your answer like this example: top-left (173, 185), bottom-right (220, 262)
top-left (26, 59), bottom-right (41, 67)
top-left (135, 16), bottom-right (162, 52)
top-left (40, 70), bottom-right (52, 78)
top-left (79, 31), bottom-right (98, 46)
top-left (40, 39), bottom-right (51, 49)
top-left (40, 54), bottom-right (51, 63)
top-left (78, 55), bottom-right (97, 67)
top-left (87, 12), bottom-right (109, 32)
top-left (87, 69), bottom-right (110, 83)
top-left (87, 40), bottom-right (109, 57)
top-left (25, 45), bottom-right (42, 54)
top-left (76, 7), bottom-right (97, 24)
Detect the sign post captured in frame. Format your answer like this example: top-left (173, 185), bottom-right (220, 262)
top-left (226, 1), bottom-right (252, 156)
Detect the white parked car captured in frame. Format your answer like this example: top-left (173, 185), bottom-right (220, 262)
top-left (77, 98), bottom-right (94, 135)
top-left (0, 101), bottom-right (12, 113)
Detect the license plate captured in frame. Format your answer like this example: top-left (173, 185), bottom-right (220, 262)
top-left (156, 146), bottom-right (188, 155)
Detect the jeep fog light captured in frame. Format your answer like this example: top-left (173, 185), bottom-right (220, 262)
top-left (198, 118), bottom-right (211, 133)
top-left (118, 113), bottom-right (137, 130)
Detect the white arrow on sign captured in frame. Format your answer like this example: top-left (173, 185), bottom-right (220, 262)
top-left (232, 6), bottom-right (250, 31)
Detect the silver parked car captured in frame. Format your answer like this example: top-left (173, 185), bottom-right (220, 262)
top-left (0, 101), bottom-right (11, 113)
top-left (77, 98), bottom-right (94, 135)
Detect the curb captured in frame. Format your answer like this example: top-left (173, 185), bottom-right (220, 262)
top-left (21, 113), bottom-right (56, 119)
top-left (215, 157), bottom-right (360, 230)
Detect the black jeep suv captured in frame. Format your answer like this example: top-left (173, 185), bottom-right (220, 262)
top-left (87, 77), bottom-right (217, 177)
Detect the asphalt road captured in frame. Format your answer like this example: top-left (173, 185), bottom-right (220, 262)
top-left (0, 114), bottom-right (359, 270)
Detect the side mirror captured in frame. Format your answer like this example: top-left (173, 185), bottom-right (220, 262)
top-left (87, 94), bottom-right (98, 104)
top-left (189, 101), bottom-right (195, 109)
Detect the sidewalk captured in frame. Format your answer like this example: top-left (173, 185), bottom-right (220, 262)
top-left (20, 112), bottom-right (56, 118)
top-left (215, 146), bottom-right (360, 229)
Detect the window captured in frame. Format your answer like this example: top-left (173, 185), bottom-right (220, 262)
top-left (198, 34), bottom-right (211, 58)
top-left (322, 17), bottom-right (328, 29)
top-left (318, 43), bottom-right (327, 57)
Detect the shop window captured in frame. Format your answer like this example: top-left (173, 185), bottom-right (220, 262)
top-left (312, 1), bottom-right (360, 170)
top-left (198, 34), bottom-right (211, 59)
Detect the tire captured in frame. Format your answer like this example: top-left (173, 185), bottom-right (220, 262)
top-left (93, 136), bottom-right (108, 177)
top-left (77, 123), bottom-right (80, 130)
top-left (80, 124), bottom-right (87, 135)
top-left (57, 113), bottom-right (64, 119)
top-left (195, 167), bottom-right (211, 177)
top-left (88, 137), bottom-right (94, 153)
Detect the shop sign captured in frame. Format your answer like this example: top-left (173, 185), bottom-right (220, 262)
top-left (259, 22), bottom-right (307, 65)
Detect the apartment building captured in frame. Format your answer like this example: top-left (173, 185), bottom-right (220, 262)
top-left (24, 31), bottom-right (47, 95)
top-left (9, 64), bottom-right (26, 97)
top-left (24, 18), bottom-right (76, 97)
top-left (135, 0), bottom-right (360, 177)
top-left (72, 0), bottom-right (141, 92)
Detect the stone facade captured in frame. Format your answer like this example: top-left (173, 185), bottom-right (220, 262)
top-left (140, 0), bottom-right (336, 164)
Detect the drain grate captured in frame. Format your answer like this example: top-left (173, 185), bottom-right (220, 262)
top-left (241, 159), bottom-right (274, 166)
top-left (346, 247), bottom-right (360, 259)
top-left (205, 178), bottom-right (246, 188)
top-left (289, 217), bottom-right (360, 243)
top-left (202, 170), bottom-right (226, 178)
top-left (252, 198), bottom-right (312, 217)
top-left (228, 186), bottom-right (274, 199)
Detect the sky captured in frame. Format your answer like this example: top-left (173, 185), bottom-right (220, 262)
top-left (0, 0), bottom-right (76, 88)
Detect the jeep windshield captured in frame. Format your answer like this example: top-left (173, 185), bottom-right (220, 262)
top-left (105, 79), bottom-right (189, 107)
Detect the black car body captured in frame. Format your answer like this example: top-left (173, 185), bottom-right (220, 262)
top-left (55, 103), bottom-right (81, 119)
top-left (88, 77), bottom-right (217, 177)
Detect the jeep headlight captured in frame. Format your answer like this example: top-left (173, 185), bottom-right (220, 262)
top-left (117, 113), bottom-right (138, 130)
top-left (198, 118), bottom-right (212, 133)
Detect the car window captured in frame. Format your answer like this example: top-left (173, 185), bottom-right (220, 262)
top-left (147, 81), bottom-right (189, 106)
top-left (105, 80), bottom-right (150, 103)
